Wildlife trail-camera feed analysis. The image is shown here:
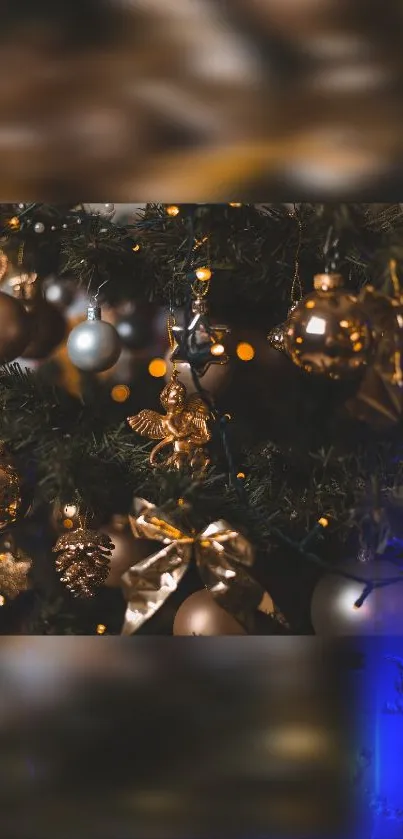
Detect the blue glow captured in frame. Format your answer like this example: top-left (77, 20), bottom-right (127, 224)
top-left (355, 639), bottom-right (403, 839)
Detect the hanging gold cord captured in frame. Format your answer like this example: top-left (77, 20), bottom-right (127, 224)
top-left (167, 312), bottom-right (178, 373)
top-left (290, 206), bottom-right (303, 304)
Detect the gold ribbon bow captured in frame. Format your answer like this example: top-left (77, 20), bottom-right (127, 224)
top-left (121, 497), bottom-right (286, 635)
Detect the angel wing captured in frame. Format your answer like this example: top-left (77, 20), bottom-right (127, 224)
top-left (179, 395), bottom-right (212, 443)
top-left (127, 409), bottom-right (165, 440)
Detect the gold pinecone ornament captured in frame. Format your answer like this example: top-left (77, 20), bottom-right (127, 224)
top-left (0, 446), bottom-right (23, 531)
top-left (52, 528), bottom-right (114, 597)
top-left (0, 535), bottom-right (32, 601)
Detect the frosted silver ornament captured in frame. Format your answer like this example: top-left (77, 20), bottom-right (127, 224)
top-left (67, 303), bottom-right (121, 373)
top-left (311, 557), bottom-right (403, 636)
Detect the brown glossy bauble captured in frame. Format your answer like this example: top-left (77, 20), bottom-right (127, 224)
top-left (21, 297), bottom-right (66, 359)
top-left (173, 589), bottom-right (247, 636)
top-left (101, 515), bottom-right (148, 588)
top-left (0, 291), bottom-right (31, 362)
top-left (0, 449), bottom-right (22, 531)
top-left (284, 273), bottom-right (373, 379)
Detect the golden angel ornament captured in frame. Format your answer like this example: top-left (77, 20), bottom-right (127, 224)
top-left (127, 371), bottom-right (212, 474)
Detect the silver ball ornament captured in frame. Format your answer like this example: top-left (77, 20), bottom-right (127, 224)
top-left (311, 557), bottom-right (403, 635)
top-left (67, 304), bottom-right (121, 373)
top-left (34, 222), bottom-right (45, 234)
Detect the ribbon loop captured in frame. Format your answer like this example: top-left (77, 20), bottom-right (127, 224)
top-left (121, 498), bottom-right (286, 635)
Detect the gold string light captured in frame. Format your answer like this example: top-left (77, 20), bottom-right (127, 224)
top-left (166, 205), bottom-right (180, 217)
top-left (195, 267), bottom-right (212, 282)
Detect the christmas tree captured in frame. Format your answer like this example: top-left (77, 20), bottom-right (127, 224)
top-left (1, 201), bottom-right (403, 635)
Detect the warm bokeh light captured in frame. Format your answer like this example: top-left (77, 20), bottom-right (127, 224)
top-left (0, 595), bottom-right (5, 606)
top-left (237, 472), bottom-right (246, 479)
top-left (148, 358), bottom-right (167, 378)
top-left (166, 205), bottom-right (180, 217)
top-left (111, 384), bottom-right (131, 402)
top-left (236, 342), bottom-right (255, 361)
top-left (229, 203), bottom-right (242, 207)
top-left (96, 624), bottom-right (106, 635)
top-left (132, 244), bottom-right (141, 252)
top-left (318, 517), bottom-right (329, 528)
top-left (62, 519), bottom-right (74, 529)
top-left (195, 267), bottom-right (212, 281)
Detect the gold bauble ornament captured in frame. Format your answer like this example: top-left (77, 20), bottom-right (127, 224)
top-left (100, 514), bottom-right (149, 588)
top-left (346, 284), bottom-right (403, 429)
top-left (284, 273), bottom-right (373, 378)
top-left (0, 534), bottom-right (32, 601)
top-left (173, 589), bottom-right (247, 636)
top-left (359, 285), bottom-right (403, 386)
top-left (52, 528), bottom-right (114, 598)
top-left (0, 448), bottom-right (22, 531)
top-left (267, 303), bottom-right (298, 353)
